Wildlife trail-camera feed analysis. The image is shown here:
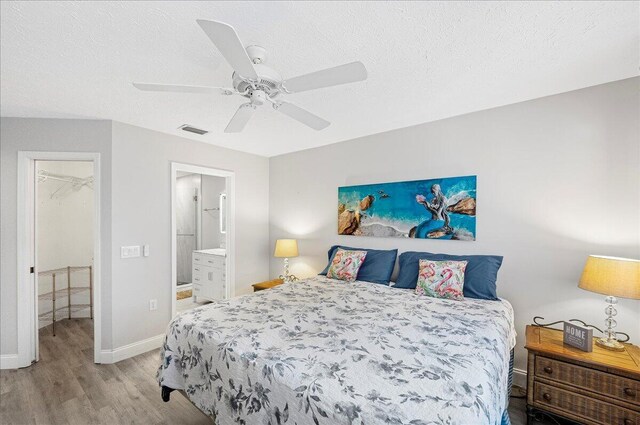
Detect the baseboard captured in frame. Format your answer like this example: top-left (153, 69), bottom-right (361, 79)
top-left (100, 334), bottom-right (164, 364)
top-left (513, 367), bottom-right (527, 388)
top-left (0, 354), bottom-right (19, 369)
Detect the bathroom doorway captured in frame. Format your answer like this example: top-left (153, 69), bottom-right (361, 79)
top-left (171, 163), bottom-right (234, 316)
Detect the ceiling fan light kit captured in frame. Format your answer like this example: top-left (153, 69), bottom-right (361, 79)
top-left (133, 20), bottom-right (367, 133)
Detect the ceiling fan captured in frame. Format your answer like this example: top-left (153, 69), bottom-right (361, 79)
top-left (133, 20), bottom-right (368, 133)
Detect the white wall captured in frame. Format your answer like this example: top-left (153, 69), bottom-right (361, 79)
top-left (37, 161), bottom-right (94, 271)
top-left (110, 121), bottom-right (270, 349)
top-left (0, 118), bottom-right (112, 354)
top-left (201, 175), bottom-right (226, 250)
top-left (37, 160), bottom-right (94, 327)
top-left (175, 173), bottom-right (200, 284)
top-left (269, 77), bottom-right (640, 373)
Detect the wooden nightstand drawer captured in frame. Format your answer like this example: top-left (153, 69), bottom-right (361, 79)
top-left (534, 382), bottom-right (639, 425)
top-left (252, 278), bottom-right (284, 292)
top-left (536, 356), bottom-right (640, 406)
top-left (526, 326), bottom-right (640, 425)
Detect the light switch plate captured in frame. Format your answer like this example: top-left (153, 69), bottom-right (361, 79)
top-left (121, 245), bottom-right (141, 259)
top-left (149, 299), bottom-right (158, 311)
top-left (143, 244), bottom-right (150, 257)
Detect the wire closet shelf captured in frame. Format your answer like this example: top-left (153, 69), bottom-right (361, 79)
top-left (38, 265), bottom-right (93, 336)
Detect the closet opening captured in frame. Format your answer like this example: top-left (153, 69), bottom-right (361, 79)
top-left (171, 163), bottom-right (235, 316)
top-left (16, 151), bottom-right (101, 368)
top-left (36, 160), bottom-right (95, 360)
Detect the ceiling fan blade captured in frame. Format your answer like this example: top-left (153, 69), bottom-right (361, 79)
top-left (225, 103), bottom-right (256, 133)
top-left (283, 61), bottom-right (367, 93)
top-left (275, 101), bottom-right (330, 130)
top-left (132, 83), bottom-right (233, 95)
top-left (196, 20), bottom-right (258, 81)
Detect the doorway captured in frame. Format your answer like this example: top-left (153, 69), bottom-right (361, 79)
top-left (17, 152), bottom-right (101, 368)
top-left (36, 160), bottom-right (95, 358)
top-left (171, 163), bottom-right (234, 316)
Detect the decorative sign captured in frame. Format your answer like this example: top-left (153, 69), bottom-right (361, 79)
top-left (563, 321), bottom-right (593, 352)
top-left (338, 176), bottom-right (477, 240)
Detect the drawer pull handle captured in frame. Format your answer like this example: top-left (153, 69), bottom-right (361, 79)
top-left (624, 388), bottom-right (636, 397)
top-left (542, 393), bottom-right (552, 402)
top-left (543, 366), bottom-right (553, 374)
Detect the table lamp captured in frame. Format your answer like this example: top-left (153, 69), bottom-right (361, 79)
top-left (578, 255), bottom-right (640, 351)
top-left (274, 239), bottom-right (298, 282)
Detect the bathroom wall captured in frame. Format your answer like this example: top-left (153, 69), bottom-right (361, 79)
top-left (201, 175), bottom-right (226, 250)
top-left (176, 173), bottom-right (201, 284)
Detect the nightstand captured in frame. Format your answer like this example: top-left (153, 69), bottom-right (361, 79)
top-left (525, 325), bottom-right (640, 425)
top-left (252, 278), bottom-right (284, 292)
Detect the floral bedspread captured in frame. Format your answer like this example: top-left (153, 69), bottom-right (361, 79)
top-left (158, 276), bottom-right (516, 425)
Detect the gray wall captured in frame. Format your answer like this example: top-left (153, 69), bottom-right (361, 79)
top-left (269, 77), bottom-right (640, 373)
top-left (1, 118), bottom-right (270, 355)
top-left (110, 122), bottom-right (269, 348)
top-left (1, 118), bottom-right (113, 354)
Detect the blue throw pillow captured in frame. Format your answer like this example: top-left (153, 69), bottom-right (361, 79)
top-left (319, 245), bottom-right (397, 284)
top-left (395, 251), bottom-right (503, 300)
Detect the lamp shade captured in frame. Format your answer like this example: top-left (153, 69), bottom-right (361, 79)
top-left (274, 239), bottom-right (299, 258)
top-left (578, 255), bottom-right (640, 300)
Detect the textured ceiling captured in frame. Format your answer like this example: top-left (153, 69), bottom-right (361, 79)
top-left (1, 1), bottom-right (638, 157)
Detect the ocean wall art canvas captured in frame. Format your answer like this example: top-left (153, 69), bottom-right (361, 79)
top-left (338, 175), bottom-right (477, 240)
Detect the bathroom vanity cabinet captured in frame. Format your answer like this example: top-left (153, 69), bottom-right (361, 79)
top-left (192, 249), bottom-right (226, 301)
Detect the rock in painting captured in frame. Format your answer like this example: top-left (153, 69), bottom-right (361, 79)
top-left (338, 203), bottom-right (346, 215)
top-left (427, 229), bottom-right (449, 239)
top-left (359, 195), bottom-right (374, 211)
top-left (414, 219), bottom-right (453, 240)
top-left (452, 228), bottom-right (475, 241)
top-left (338, 210), bottom-right (359, 235)
top-left (447, 197), bottom-right (476, 216)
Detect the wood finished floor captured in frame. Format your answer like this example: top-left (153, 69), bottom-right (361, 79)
top-left (1, 318), bottom-right (566, 425)
top-left (0, 319), bottom-right (210, 425)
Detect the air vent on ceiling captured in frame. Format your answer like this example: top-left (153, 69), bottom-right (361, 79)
top-left (179, 124), bottom-right (208, 135)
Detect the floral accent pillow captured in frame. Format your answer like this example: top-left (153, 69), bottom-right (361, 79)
top-left (326, 248), bottom-right (367, 282)
top-left (416, 259), bottom-right (467, 300)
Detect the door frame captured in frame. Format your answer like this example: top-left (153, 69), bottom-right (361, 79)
top-left (17, 151), bottom-right (102, 367)
top-left (170, 162), bottom-right (235, 317)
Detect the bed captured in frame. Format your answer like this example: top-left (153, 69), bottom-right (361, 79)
top-left (158, 276), bottom-right (516, 425)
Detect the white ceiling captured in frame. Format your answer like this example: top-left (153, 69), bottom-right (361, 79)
top-left (1, 1), bottom-right (638, 157)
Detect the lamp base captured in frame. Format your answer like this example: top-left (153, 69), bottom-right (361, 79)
top-left (595, 337), bottom-right (625, 352)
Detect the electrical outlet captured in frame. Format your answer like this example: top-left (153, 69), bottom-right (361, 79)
top-left (149, 299), bottom-right (158, 311)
